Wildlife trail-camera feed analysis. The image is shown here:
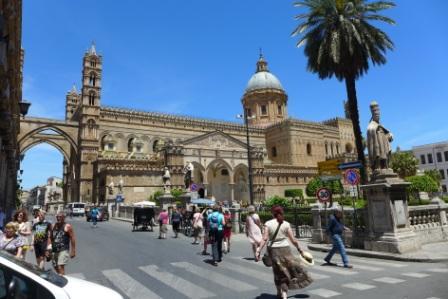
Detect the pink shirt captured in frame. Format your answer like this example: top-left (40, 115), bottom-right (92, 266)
top-left (158, 211), bottom-right (169, 225)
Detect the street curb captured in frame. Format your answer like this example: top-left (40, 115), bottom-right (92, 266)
top-left (307, 244), bottom-right (448, 263)
top-left (112, 217), bottom-right (133, 223)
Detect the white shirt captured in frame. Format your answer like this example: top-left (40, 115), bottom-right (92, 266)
top-left (264, 219), bottom-right (291, 248)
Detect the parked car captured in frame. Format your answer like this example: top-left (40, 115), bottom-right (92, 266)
top-left (0, 251), bottom-right (122, 299)
top-left (86, 207), bottom-right (109, 222)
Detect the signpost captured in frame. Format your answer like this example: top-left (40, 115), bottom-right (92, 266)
top-left (338, 160), bottom-right (363, 170)
top-left (318, 159), bottom-right (341, 175)
top-left (316, 187), bottom-right (332, 233)
top-left (344, 169), bottom-right (361, 186)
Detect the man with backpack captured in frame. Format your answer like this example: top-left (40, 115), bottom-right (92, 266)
top-left (207, 205), bottom-right (225, 266)
top-left (171, 208), bottom-right (182, 238)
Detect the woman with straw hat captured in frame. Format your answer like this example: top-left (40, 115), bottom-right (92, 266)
top-left (256, 206), bottom-right (313, 299)
top-left (245, 205), bottom-right (262, 260)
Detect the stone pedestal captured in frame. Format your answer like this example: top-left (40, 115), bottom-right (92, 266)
top-left (362, 170), bottom-right (421, 254)
top-left (159, 194), bottom-right (175, 210)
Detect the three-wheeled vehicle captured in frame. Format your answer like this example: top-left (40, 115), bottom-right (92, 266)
top-left (132, 207), bottom-right (156, 231)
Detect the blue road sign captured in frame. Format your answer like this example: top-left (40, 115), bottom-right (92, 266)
top-left (338, 161), bottom-right (363, 170)
top-left (345, 169), bottom-right (361, 186)
top-left (116, 194), bottom-right (124, 203)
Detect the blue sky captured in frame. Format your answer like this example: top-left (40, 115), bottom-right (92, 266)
top-left (20, 0), bottom-right (448, 189)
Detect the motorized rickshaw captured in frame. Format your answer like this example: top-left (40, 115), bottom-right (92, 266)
top-left (132, 207), bottom-right (156, 231)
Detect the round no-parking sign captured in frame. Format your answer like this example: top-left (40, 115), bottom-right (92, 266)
top-left (316, 188), bottom-right (331, 203)
top-left (344, 169), bottom-right (360, 186)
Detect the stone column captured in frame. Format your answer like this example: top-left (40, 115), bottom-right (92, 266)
top-left (361, 170), bottom-right (421, 253)
top-left (229, 183), bottom-right (235, 204)
top-left (311, 205), bottom-right (325, 243)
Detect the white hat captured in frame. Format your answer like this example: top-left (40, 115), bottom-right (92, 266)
top-left (298, 251), bottom-right (314, 266)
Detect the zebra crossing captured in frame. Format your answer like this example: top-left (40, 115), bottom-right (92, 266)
top-left (66, 252), bottom-right (448, 299)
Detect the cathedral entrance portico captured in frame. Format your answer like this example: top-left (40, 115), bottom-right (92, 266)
top-left (206, 159), bottom-right (233, 203)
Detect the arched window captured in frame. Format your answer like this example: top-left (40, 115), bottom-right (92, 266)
top-left (87, 119), bottom-right (96, 137)
top-left (306, 143), bottom-right (312, 156)
top-left (336, 143), bottom-right (340, 154)
top-left (331, 143), bottom-right (334, 157)
top-left (128, 138), bottom-right (135, 152)
top-left (325, 143), bottom-right (328, 156)
top-left (152, 140), bottom-right (159, 152)
top-left (271, 146), bottom-right (277, 158)
top-left (88, 92), bottom-right (95, 106)
top-left (89, 73), bottom-right (96, 86)
top-left (90, 59), bottom-right (96, 68)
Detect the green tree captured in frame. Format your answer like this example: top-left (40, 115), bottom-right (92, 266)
top-left (390, 151), bottom-right (418, 178)
top-left (292, 0), bottom-right (396, 183)
top-left (170, 188), bottom-right (184, 199)
top-left (305, 177), bottom-right (343, 197)
top-left (264, 196), bottom-right (292, 208)
top-left (424, 169), bottom-right (442, 187)
top-left (405, 175), bottom-right (439, 195)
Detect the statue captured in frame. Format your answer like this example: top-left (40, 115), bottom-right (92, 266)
top-left (107, 181), bottom-right (114, 195)
top-left (367, 101), bottom-right (393, 171)
top-left (118, 176), bottom-right (124, 193)
top-left (162, 167), bottom-right (171, 194)
top-left (183, 161), bottom-right (194, 190)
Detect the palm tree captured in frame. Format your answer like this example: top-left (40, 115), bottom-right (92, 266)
top-left (292, 0), bottom-right (395, 183)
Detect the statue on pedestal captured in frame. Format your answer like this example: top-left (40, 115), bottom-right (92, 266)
top-left (162, 167), bottom-right (171, 194)
top-left (183, 161), bottom-right (194, 190)
top-left (367, 101), bottom-right (393, 172)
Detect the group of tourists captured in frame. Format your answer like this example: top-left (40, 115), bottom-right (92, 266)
top-left (0, 209), bottom-right (76, 275)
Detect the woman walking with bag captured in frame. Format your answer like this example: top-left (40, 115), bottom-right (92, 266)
top-left (245, 205), bottom-right (262, 260)
top-left (223, 209), bottom-right (232, 253)
top-left (256, 206), bottom-right (312, 299)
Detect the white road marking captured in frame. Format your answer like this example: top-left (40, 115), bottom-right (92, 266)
top-left (373, 277), bottom-right (406, 284)
top-left (102, 269), bottom-right (162, 299)
top-left (342, 282), bottom-right (376, 290)
top-left (348, 257), bottom-right (406, 268)
top-left (313, 265), bottom-right (358, 275)
top-left (308, 288), bottom-right (341, 298)
top-left (139, 265), bottom-right (214, 299)
top-left (401, 272), bottom-right (430, 278)
top-left (427, 268), bottom-right (448, 273)
top-left (425, 297), bottom-right (442, 299)
top-left (171, 261), bottom-right (257, 291)
top-left (230, 256), bottom-right (329, 280)
top-left (315, 258), bottom-right (382, 271)
top-left (67, 273), bottom-right (86, 280)
top-left (217, 260), bottom-right (273, 283)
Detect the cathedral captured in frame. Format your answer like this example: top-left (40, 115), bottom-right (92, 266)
top-left (20, 44), bottom-right (356, 206)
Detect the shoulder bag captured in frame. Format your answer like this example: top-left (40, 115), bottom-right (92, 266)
top-left (262, 222), bottom-right (282, 267)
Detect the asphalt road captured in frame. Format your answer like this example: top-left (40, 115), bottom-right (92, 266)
top-left (38, 217), bottom-right (448, 299)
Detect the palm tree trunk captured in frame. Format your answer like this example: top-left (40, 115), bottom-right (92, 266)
top-left (344, 75), bottom-right (368, 184)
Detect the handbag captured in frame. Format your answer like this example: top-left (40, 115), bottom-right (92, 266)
top-left (262, 222), bottom-right (282, 267)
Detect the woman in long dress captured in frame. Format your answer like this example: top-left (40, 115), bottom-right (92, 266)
top-left (13, 209), bottom-right (32, 259)
top-left (256, 206), bottom-right (312, 299)
top-left (245, 205), bottom-right (262, 259)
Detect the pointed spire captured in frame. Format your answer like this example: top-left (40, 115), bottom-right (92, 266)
top-left (256, 49), bottom-right (269, 73)
top-left (70, 84), bottom-right (78, 94)
top-left (89, 41), bottom-right (97, 56)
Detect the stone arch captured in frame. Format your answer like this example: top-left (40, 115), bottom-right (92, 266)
top-left (21, 139), bottom-right (70, 162)
top-left (19, 125), bottom-right (77, 155)
top-left (206, 159), bottom-right (233, 202)
top-left (233, 163), bottom-right (249, 204)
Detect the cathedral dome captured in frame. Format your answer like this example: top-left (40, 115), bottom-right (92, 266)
top-left (245, 55), bottom-right (284, 93)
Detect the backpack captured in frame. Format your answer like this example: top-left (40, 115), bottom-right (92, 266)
top-left (210, 213), bottom-right (219, 230)
top-left (172, 213), bottom-right (181, 223)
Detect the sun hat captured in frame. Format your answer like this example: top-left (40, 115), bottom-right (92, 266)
top-left (298, 251), bottom-right (314, 266)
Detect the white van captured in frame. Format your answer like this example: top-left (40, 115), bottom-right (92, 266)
top-left (67, 202), bottom-right (86, 216)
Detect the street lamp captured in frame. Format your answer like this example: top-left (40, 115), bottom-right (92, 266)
top-left (19, 100), bottom-right (31, 118)
top-left (237, 112), bottom-right (256, 205)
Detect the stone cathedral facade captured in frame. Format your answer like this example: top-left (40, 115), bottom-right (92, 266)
top-left (21, 45), bottom-right (356, 206)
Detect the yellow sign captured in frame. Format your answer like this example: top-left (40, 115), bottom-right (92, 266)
top-left (317, 159), bottom-right (341, 175)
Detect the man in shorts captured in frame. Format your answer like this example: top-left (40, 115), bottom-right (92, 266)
top-left (50, 212), bottom-right (76, 275)
top-left (32, 210), bottom-right (52, 269)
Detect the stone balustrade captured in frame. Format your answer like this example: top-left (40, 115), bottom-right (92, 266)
top-left (407, 201), bottom-right (448, 245)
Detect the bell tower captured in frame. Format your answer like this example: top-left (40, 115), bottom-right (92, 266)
top-left (65, 84), bottom-right (80, 120)
top-left (77, 43), bottom-right (102, 202)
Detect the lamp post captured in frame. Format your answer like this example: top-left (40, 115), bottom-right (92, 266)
top-left (237, 112), bottom-right (256, 205)
top-left (19, 100), bottom-right (31, 118)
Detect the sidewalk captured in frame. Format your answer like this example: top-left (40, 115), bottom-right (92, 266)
top-left (308, 241), bottom-right (448, 263)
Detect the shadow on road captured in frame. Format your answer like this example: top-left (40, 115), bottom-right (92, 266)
top-left (255, 293), bottom-right (309, 299)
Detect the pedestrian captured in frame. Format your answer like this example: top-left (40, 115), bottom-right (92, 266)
top-left (192, 208), bottom-right (203, 245)
top-left (207, 205), bottom-right (225, 266)
top-left (158, 209), bottom-right (169, 239)
top-left (0, 207), bottom-right (5, 232)
top-left (0, 222), bottom-right (25, 258)
top-left (50, 212), bottom-right (76, 275)
top-left (245, 205), bottom-right (263, 260)
top-left (324, 207), bottom-right (353, 268)
top-left (32, 210), bottom-right (52, 269)
top-left (223, 209), bottom-right (232, 253)
top-left (90, 205), bottom-right (99, 228)
top-left (171, 208), bottom-right (182, 238)
top-left (256, 206), bottom-right (312, 299)
top-left (201, 208), bottom-right (211, 255)
top-left (12, 209), bottom-right (32, 259)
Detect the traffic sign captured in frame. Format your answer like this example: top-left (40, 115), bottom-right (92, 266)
top-left (344, 169), bottom-right (360, 186)
top-left (116, 194), bottom-right (124, 203)
top-left (316, 188), bottom-right (331, 203)
top-left (338, 161), bottom-right (363, 170)
top-left (320, 175), bottom-right (342, 182)
top-left (191, 183), bottom-right (199, 192)
top-left (318, 159), bottom-right (341, 175)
